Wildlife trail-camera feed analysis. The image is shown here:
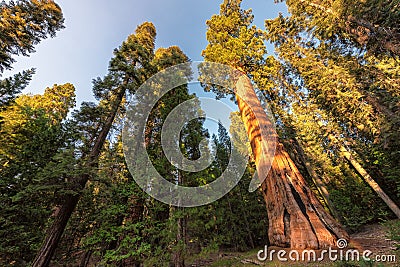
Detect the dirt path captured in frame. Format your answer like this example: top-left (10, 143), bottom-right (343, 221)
top-left (189, 221), bottom-right (399, 266)
top-left (350, 222), bottom-right (399, 264)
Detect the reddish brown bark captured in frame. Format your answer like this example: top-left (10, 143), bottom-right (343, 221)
top-left (234, 71), bottom-right (349, 249)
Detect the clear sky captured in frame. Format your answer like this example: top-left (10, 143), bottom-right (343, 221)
top-left (4, 0), bottom-right (287, 105)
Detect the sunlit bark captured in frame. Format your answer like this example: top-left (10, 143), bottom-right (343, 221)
top-left (235, 71), bottom-right (349, 249)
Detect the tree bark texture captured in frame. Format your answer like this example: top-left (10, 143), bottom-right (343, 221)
top-left (234, 71), bottom-right (349, 249)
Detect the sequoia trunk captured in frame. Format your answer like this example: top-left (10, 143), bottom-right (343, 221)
top-left (234, 71), bottom-right (348, 249)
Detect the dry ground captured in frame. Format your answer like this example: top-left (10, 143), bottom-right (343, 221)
top-left (188, 221), bottom-right (400, 267)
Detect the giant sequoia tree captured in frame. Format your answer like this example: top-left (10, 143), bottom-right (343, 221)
top-left (202, 0), bottom-right (348, 249)
top-left (3, 0), bottom-right (399, 264)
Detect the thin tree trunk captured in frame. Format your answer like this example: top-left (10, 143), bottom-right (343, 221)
top-left (234, 70), bottom-right (349, 249)
top-left (284, 72), bottom-right (400, 220)
top-left (32, 85), bottom-right (127, 267)
top-left (290, 138), bottom-right (339, 219)
top-left (226, 196), bottom-right (240, 251)
top-left (338, 143), bottom-right (400, 218)
top-left (173, 170), bottom-right (185, 267)
top-left (316, 120), bottom-right (400, 219)
top-left (173, 210), bottom-right (185, 267)
top-left (238, 189), bottom-right (255, 249)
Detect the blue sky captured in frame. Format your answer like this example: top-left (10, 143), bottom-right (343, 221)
top-left (4, 1), bottom-right (287, 135)
top-left (4, 0), bottom-right (287, 104)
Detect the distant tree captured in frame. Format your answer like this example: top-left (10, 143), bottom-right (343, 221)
top-left (210, 119), bottom-right (268, 251)
top-left (73, 46), bottom-right (209, 267)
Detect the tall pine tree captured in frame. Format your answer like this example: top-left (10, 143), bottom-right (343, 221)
top-left (32, 22), bottom-right (157, 267)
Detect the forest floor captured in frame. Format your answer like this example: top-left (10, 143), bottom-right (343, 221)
top-left (188, 220), bottom-right (400, 267)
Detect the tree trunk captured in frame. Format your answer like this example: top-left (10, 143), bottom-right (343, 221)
top-left (173, 170), bottom-right (185, 267)
top-left (238, 189), bottom-right (256, 249)
top-left (234, 71), bottom-right (348, 249)
top-left (31, 195), bottom-right (81, 267)
top-left (173, 210), bottom-right (185, 267)
top-left (289, 138), bottom-right (339, 219)
top-left (338, 143), bottom-right (400, 218)
top-left (227, 196), bottom-right (240, 251)
top-left (32, 86), bottom-right (127, 267)
top-left (316, 119), bottom-right (400, 219)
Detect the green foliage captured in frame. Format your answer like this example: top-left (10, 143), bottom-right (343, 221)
top-left (174, 121), bottom-right (268, 258)
top-left (2, 1), bottom-right (399, 265)
top-left (265, 0), bottom-right (400, 226)
top-left (49, 43), bottom-right (196, 266)
top-left (281, 0), bottom-right (400, 58)
top-left (0, 0), bottom-right (65, 73)
top-left (384, 220), bottom-right (400, 248)
top-left (201, 0), bottom-right (270, 101)
top-left (202, 0), bottom-right (266, 71)
top-left (0, 68), bottom-right (35, 107)
top-left (0, 83), bottom-right (75, 265)
top-left (58, 98), bottom-right (267, 266)
top-left (0, 0), bottom-right (65, 142)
